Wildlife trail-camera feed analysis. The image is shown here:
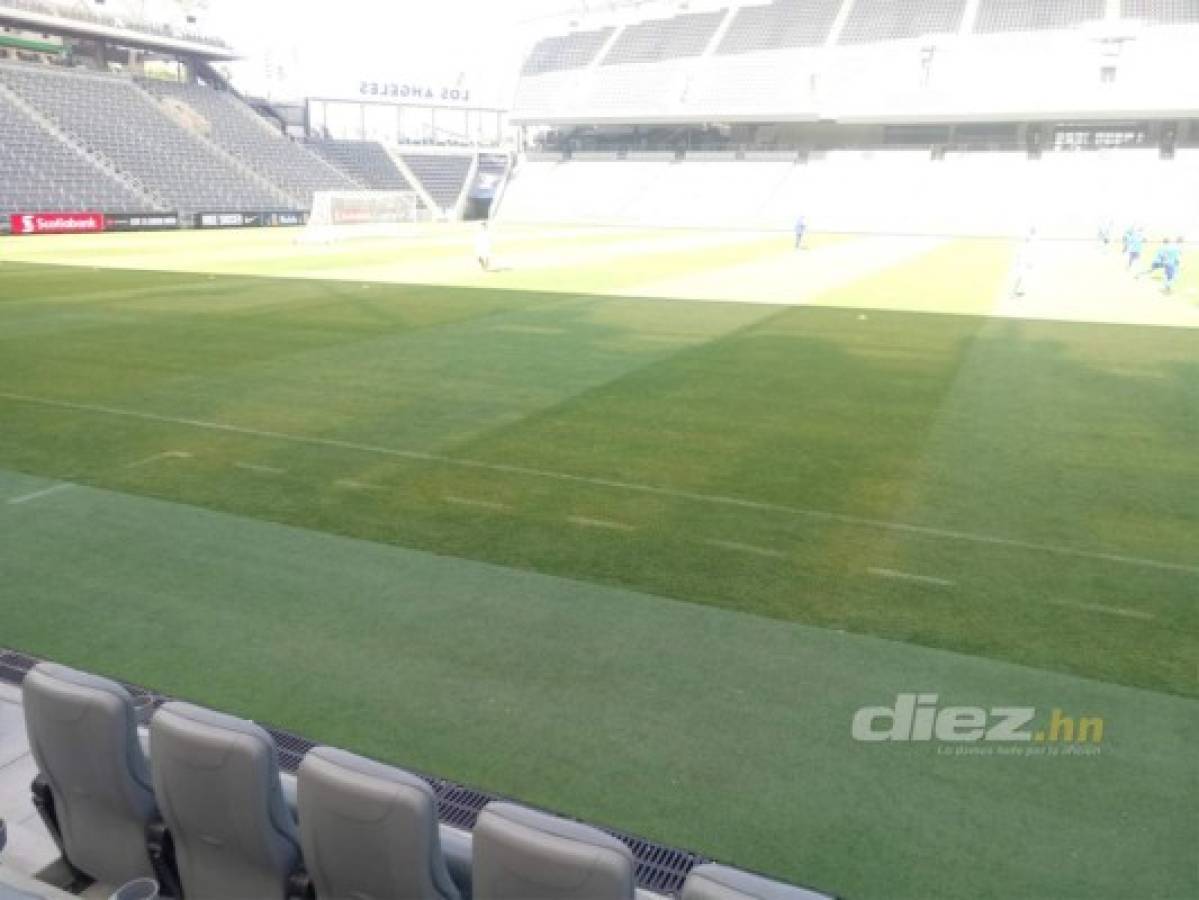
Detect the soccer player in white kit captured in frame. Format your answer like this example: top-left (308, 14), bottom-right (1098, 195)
top-left (475, 221), bottom-right (492, 271)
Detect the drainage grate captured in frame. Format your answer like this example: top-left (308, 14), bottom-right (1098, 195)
top-left (0, 648), bottom-right (706, 896)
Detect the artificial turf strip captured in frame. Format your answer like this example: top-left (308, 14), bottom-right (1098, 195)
top-left (0, 262), bottom-right (1195, 696)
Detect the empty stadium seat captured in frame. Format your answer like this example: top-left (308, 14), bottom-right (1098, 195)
top-left (839, 0), bottom-right (968, 44)
top-left (682, 865), bottom-right (833, 900)
top-left (974, 0), bottom-right (1107, 33)
top-left (717, 0), bottom-right (843, 54)
top-left (149, 703), bottom-right (300, 900)
top-left (0, 65), bottom-right (285, 213)
top-left (522, 28), bottom-right (615, 76)
top-left (306, 140), bottom-right (412, 191)
top-left (297, 747), bottom-right (461, 900)
top-left (602, 11), bottom-right (726, 66)
top-left (138, 79), bottom-right (356, 206)
top-left (1123, 0), bottom-right (1199, 23)
top-left (0, 86), bottom-right (149, 218)
top-left (21, 664), bottom-right (159, 889)
top-left (401, 154), bottom-right (474, 210)
top-left (472, 802), bottom-right (636, 900)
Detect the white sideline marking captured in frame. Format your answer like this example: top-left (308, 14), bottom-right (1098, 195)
top-left (335, 479), bottom-right (385, 492)
top-left (444, 496), bottom-right (510, 512)
top-left (0, 390), bottom-right (1196, 578)
top-left (704, 539), bottom-right (785, 559)
top-left (234, 462), bottom-right (286, 476)
top-left (125, 451), bottom-right (193, 469)
top-left (868, 567), bottom-right (956, 588)
top-left (7, 483), bottom-right (74, 506)
top-left (567, 516), bottom-right (636, 532)
top-left (1049, 599), bottom-right (1157, 622)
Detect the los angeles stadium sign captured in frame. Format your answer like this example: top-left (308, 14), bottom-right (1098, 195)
top-left (357, 80), bottom-right (473, 105)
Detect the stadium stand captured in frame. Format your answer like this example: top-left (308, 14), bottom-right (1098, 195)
top-left (307, 139), bottom-right (412, 190)
top-left (401, 153), bottom-right (474, 209)
top-left (497, 149), bottom-right (1199, 238)
top-left (974, 0), bottom-right (1108, 33)
top-left (521, 27), bottom-right (616, 75)
top-left (601, 10), bottom-right (727, 65)
top-left (2, 658), bottom-right (834, 899)
top-left (717, 0), bottom-right (843, 54)
top-left (839, 0), bottom-right (969, 44)
top-left (1123, 0), bottom-right (1199, 23)
top-left (138, 79), bottom-right (356, 206)
top-left (0, 65), bottom-right (285, 213)
top-left (0, 86), bottom-right (149, 217)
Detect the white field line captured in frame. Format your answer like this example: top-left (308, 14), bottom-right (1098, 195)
top-left (1049, 599), bottom-right (1157, 622)
top-left (125, 450), bottom-right (193, 469)
top-left (7, 483), bottom-right (74, 506)
top-left (444, 496), bottom-right (510, 512)
top-left (234, 462), bottom-right (286, 476)
top-left (0, 390), bottom-right (1196, 578)
top-left (567, 515), bottom-right (637, 532)
top-left (335, 479), bottom-right (385, 492)
top-left (704, 539), bottom-right (786, 559)
top-left (491, 325), bottom-right (566, 336)
top-left (868, 567), bottom-right (956, 588)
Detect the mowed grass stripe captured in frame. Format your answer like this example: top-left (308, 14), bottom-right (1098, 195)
top-left (1, 388), bottom-right (1192, 577)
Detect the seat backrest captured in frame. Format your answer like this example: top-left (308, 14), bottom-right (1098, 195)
top-left (148, 702), bottom-right (299, 900)
top-left (297, 747), bottom-right (460, 900)
top-left (681, 864), bottom-right (834, 900)
top-left (472, 801), bottom-right (635, 900)
top-left (21, 663), bottom-right (157, 886)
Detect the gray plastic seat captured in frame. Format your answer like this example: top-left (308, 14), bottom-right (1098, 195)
top-left (472, 801), bottom-right (635, 900)
top-left (21, 663), bottom-right (158, 887)
top-left (149, 702), bottom-right (299, 900)
top-left (297, 747), bottom-right (460, 900)
top-left (682, 864), bottom-right (834, 900)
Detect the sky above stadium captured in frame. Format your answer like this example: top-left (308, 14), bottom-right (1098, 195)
top-left (201, 0), bottom-right (600, 102)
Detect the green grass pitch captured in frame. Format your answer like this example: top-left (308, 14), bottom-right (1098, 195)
top-left (0, 228), bottom-right (1196, 900)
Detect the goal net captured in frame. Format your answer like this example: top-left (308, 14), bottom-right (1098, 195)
top-left (300, 191), bottom-right (426, 243)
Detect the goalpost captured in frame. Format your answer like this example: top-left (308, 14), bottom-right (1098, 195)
top-left (299, 191), bottom-right (427, 243)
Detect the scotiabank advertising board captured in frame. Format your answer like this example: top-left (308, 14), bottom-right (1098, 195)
top-left (10, 212), bottom-right (105, 235)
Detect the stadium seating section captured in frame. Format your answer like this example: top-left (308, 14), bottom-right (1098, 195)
top-left (0, 86), bottom-right (147, 217)
top-left (401, 153), bottom-right (474, 209)
top-left (0, 65), bottom-right (285, 213)
top-left (307, 139), bottom-right (413, 190)
top-left (521, 27), bottom-right (615, 75)
top-left (839, 0), bottom-right (968, 44)
top-left (717, 0), bottom-right (843, 54)
top-left (974, 0), bottom-right (1108, 33)
top-left (0, 63), bottom-right (492, 218)
top-left (138, 79), bottom-right (356, 206)
top-left (601, 11), bottom-right (727, 65)
top-left (1123, 0), bottom-right (1199, 23)
top-left (498, 149), bottom-right (1199, 238)
top-left (3, 662), bottom-right (832, 900)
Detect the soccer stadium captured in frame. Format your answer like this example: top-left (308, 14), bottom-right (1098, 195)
top-left (0, 0), bottom-right (1196, 897)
